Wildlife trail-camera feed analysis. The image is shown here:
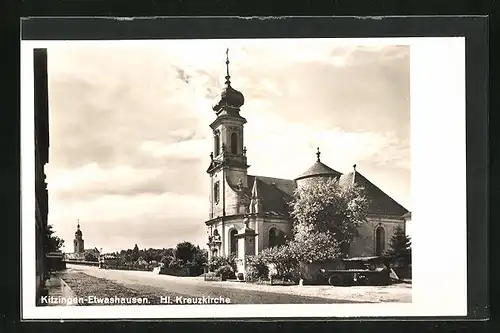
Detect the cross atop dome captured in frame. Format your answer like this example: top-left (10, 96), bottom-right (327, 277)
top-left (225, 48), bottom-right (231, 86)
top-left (316, 147), bottom-right (321, 162)
top-left (212, 48), bottom-right (245, 114)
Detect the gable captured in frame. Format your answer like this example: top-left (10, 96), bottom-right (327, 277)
top-left (247, 175), bottom-right (296, 217)
top-left (340, 171), bottom-right (408, 217)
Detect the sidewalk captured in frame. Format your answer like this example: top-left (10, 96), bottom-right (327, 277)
top-left (44, 273), bottom-right (78, 306)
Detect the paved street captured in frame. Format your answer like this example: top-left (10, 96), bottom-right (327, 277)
top-left (63, 264), bottom-right (367, 304)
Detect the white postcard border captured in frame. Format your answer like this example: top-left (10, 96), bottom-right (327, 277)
top-left (21, 36), bottom-right (467, 319)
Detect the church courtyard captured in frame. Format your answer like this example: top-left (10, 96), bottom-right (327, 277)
top-left (55, 264), bottom-right (411, 304)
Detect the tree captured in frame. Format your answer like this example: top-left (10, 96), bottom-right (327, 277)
top-left (290, 178), bottom-right (369, 257)
top-left (260, 245), bottom-right (297, 279)
top-left (84, 251), bottom-right (99, 262)
top-left (384, 226), bottom-right (411, 266)
top-left (191, 247), bottom-right (208, 268)
top-left (44, 224), bottom-right (64, 254)
top-left (131, 244), bottom-right (140, 261)
top-left (175, 241), bottom-right (196, 264)
top-left (288, 224), bottom-right (341, 264)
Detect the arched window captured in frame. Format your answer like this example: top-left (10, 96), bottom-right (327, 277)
top-left (214, 182), bottom-right (220, 204)
top-left (268, 228), bottom-right (284, 248)
top-left (375, 226), bottom-right (386, 256)
top-left (269, 228), bottom-right (277, 247)
top-left (212, 249), bottom-right (218, 258)
top-left (230, 229), bottom-right (238, 256)
top-left (231, 132), bottom-right (238, 154)
top-left (214, 134), bottom-right (220, 156)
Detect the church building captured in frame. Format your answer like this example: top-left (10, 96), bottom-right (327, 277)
top-left (205, 50), bottom-right (409, 267)
top-left (73, 222), bottom-right (85, 254)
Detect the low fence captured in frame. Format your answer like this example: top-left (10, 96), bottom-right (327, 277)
top-left (64, 260), bottom-right (100, 267)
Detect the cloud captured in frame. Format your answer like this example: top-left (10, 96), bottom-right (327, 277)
top-left (139, 139), bottom-right (211, 160)
top-left (243, 109), bottom-right (409, 180)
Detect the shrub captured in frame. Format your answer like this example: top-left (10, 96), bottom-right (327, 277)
top-left (215, 265), bottom-right (234, 280)
top-left (245, 254), bottom-right (269, 281)
top-left (208, 254), bottom-right (236, 272)
top-left (261, 245), bottom-right (297, 280)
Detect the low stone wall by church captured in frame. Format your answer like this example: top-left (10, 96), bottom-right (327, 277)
top-left (158, 267), bottom-right (191, 277)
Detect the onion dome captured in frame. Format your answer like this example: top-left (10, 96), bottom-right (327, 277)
top-left (295, 147), bottom-right (342, 181)
top-left (75, 222), bottom-right (82, 236)
top-left (213, 48), bottom-right (245, 113)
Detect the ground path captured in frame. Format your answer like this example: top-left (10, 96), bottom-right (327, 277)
top-left (63, 264), bottom-right (411, 304)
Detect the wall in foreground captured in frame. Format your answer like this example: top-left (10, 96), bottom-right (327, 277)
top-left (34, 48), bottom-right (50, 303)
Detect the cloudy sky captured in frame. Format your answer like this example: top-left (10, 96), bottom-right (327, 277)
top-left (45, 39), bottom-right (410, 253)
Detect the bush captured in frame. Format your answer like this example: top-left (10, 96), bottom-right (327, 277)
top-left (215, 265), bottom-right (234, 280)
top-left (261, 246), bottom-right (297, 280)
top-left (208, 254), bottom-right (236, 272)
top-left (245, 255), bottom-right (269, 281)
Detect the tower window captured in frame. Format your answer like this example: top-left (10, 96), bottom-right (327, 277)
top-left (375, 226), bottom-right (386, 256)
top-left (214, 182), bottom-right (220, 204)
top-left (231, 132), bottom-right (238, 154)
top-left (214, 134), bottom-right (220, 156)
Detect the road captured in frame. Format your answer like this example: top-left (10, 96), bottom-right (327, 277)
top-left (64, 264), bottom-right (363, 304)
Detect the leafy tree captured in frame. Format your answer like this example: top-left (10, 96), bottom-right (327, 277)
top-left (260, 245), bottom-right (296, 279)
top-left (175, 241), bottom-right (196, 264)
top-left (245, 254), bottom-right (269, 281)
top-left (190, 247), bottom-right (208, 271)
top-left (384, 226), bottom-right (411, 266)
top-left (290, 178), bottom-right (369, 257)
top-left (208, 254), bottom-right (236, 272)
top-left (288, 224), bottom-right (341, 264)
top-left (131, 244), bottom-right (139, 260)
top-left (44, 224), bottom-right (64, 254)
top-left (84, 252), bottom-right (99, 262)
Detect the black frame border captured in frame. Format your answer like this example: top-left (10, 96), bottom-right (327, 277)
top-left (11, 15), bottom-right (490, 330)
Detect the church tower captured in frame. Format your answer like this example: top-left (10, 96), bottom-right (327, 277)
top-left (73, 221), bottom-right (84, 254)
top-left (206, 49), bottom-right (249, 220)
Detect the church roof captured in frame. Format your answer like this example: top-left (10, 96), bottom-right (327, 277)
top-left (247, 175), bottom-right (296, 217)
top-left (339, 170), bottom-right (409, 217)
top-left (295, 148), bottom-right (342, 181)
top-left (295, 161), bottom-right (342, 180)
top-left (245, 169), bottom-right (407, 218)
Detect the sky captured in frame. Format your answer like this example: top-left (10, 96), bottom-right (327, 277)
top-left (45, 39), bottom-right (411, 253)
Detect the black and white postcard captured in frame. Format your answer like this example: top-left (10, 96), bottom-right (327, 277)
top-left (20, 17), bottom-right (483, 320)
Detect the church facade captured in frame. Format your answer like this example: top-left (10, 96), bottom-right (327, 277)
top-left (205, 51), bottom-right (409, 265)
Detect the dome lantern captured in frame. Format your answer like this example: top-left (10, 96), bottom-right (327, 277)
top-left (212, 48), bottom-right (245, 113)
top-left (295, 147), bottom-right (342, 184)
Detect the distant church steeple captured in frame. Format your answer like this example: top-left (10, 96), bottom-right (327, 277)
top-left (73, 219), bottom-right (84, 254)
